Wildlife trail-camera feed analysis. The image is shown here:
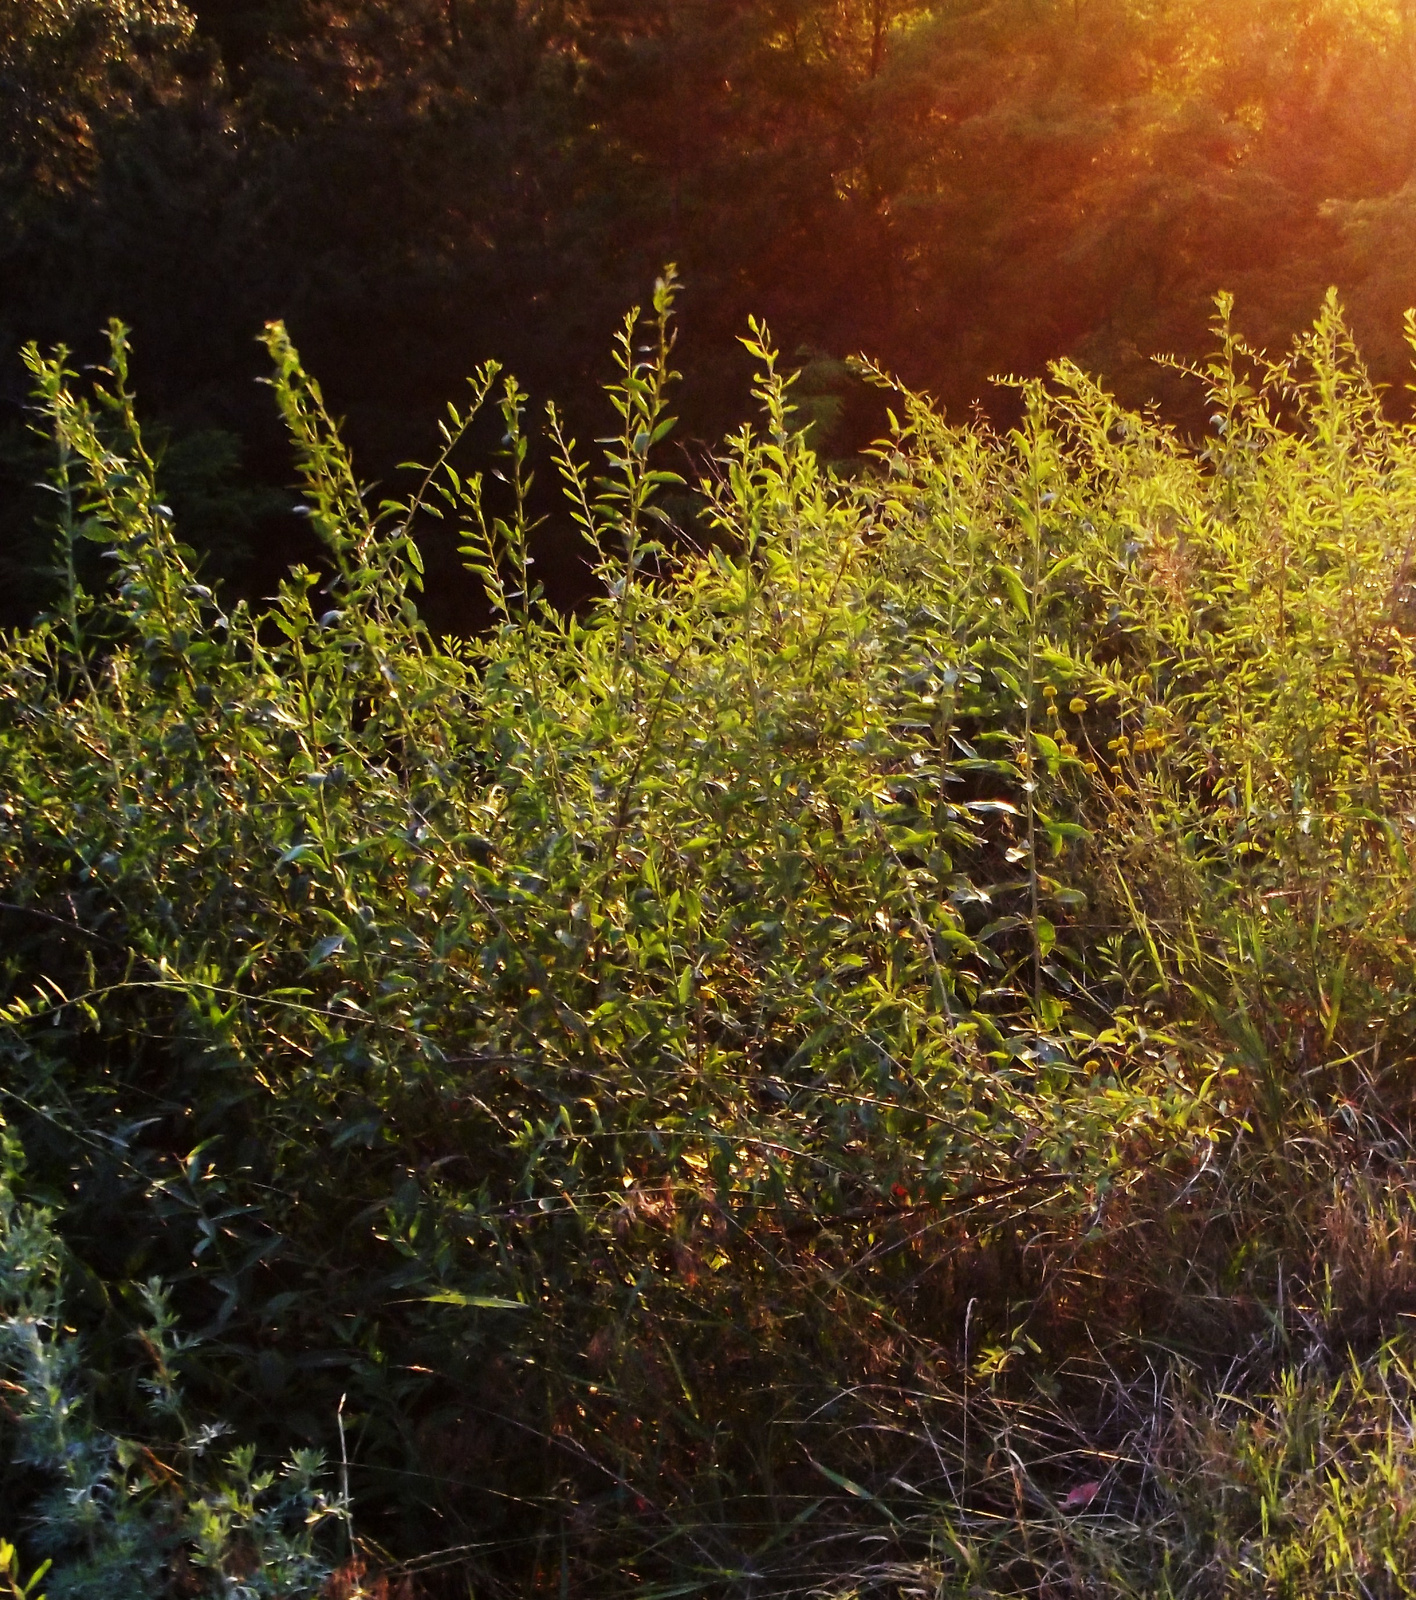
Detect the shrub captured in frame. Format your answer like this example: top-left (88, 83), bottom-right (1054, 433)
top-left (3, 279), bottom-right (1416, 1594)
top-left (0, 1122), bottom-right (339, 1598)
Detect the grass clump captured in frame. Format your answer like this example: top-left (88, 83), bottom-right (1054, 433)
top-left (3, 278), bottom-right (1416, 1595)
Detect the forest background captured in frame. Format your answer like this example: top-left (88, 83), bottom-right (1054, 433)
top-left (5, 0), bottom-right (1416, 627)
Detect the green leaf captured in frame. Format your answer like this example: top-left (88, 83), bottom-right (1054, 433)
top-left (995, 563), bottom-right (1031, 618)
top-left (1032, 731), bottom-right (1061, 773)
top-left (307, 933), bottom-right (346, 968)
top-left (423, 1291), bottom-right (530, 1310)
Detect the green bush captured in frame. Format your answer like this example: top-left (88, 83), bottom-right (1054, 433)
top-left (0, 1125), bottom-right (339, 1598)
top-left (5, 279), bottom-right (1416, 1594)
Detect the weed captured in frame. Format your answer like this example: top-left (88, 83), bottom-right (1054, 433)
top-left (3, 284), bottom-right (1416, 1594)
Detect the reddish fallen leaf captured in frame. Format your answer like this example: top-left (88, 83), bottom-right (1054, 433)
top-left (1062, 1480), bottom-right (1102, 1511)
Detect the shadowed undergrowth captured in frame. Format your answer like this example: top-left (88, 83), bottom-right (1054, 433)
top-left (4, 281), bottom-right (1416, 1595)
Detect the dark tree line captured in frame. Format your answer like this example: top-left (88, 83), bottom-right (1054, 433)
top-left (4, 0), bottom-right (1416, 625)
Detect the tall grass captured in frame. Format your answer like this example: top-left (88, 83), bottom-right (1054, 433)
top-left (3, 281), bottom-right (1416, 1595)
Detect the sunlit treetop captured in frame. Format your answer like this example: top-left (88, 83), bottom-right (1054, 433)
top-left (0, 0), bottom-right (197, 188)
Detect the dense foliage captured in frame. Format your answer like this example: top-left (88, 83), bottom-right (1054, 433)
top-left (7, 0), bottom-right (1416, 622)
top-left (6, 283), bottom-right (1416, 1594)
